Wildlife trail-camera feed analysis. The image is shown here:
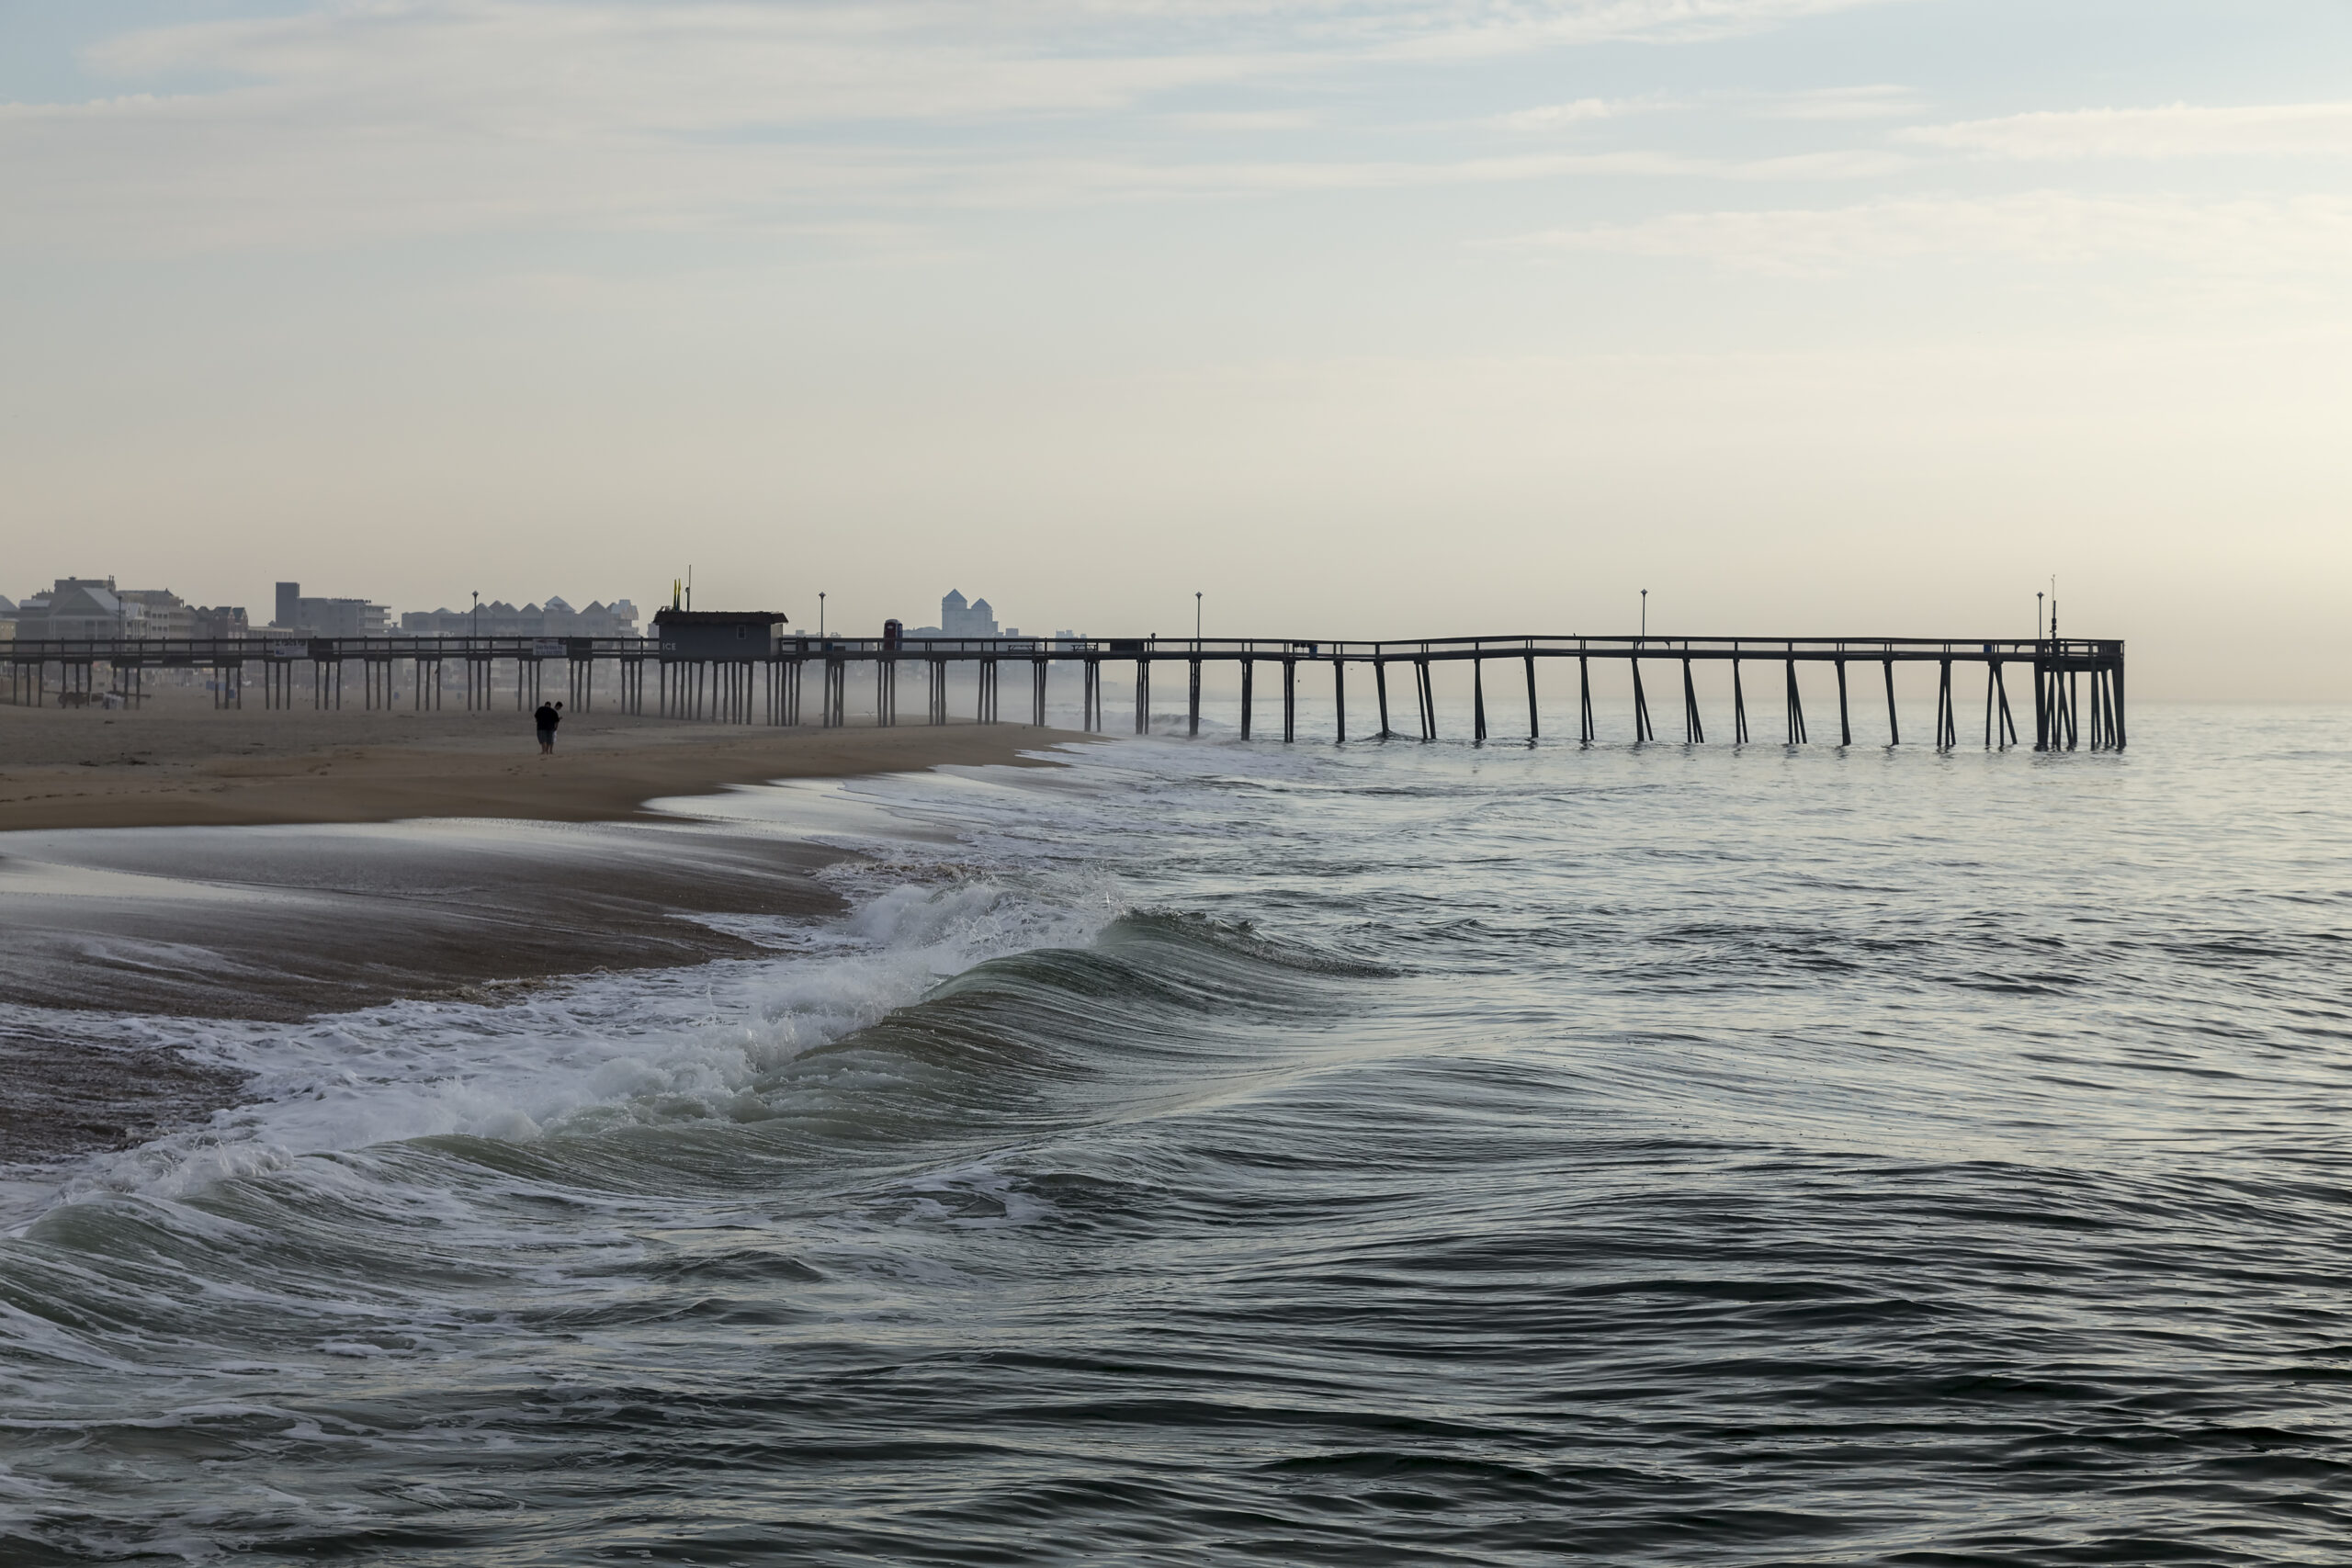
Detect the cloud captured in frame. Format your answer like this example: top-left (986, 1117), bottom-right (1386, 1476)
top-left (1763, 85), bottom-right (1920, 120)
top-left (1494, 96), bottom-right (1656, 130)
top-left (1502, 192), bottom-right (2352, 276)
top-left (1905, 103), bottom-right (2352, 161)
top-left (0, 0), bottom-right (1910, 250)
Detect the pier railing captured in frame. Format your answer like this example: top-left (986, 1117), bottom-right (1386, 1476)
top-left (2, 632), bottom-right (2122, 751)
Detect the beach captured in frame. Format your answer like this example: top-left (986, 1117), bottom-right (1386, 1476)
top-left (0, 688), bottom-right (1088, 832)
top-left (0, 693), bottom-right (1093, 1158)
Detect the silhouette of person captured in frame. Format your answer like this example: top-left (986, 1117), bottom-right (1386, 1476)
top-left (535, 699), bottom-right (562, 754)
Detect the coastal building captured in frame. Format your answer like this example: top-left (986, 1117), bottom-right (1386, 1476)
top-left (650, 608), bottom-right (788, 660)
top-left (118, 589), bottom-right (194, 640)
top-left (399, 597), bottom-right (642, 637)
top-left (190, 605), bottom-right (252, 639)
top-left (909, 590), bottom-right (1010, 638)
top-left (271, 581), bottom-right (390, 637)
top-left (13, 578), bottom-right (144, 641)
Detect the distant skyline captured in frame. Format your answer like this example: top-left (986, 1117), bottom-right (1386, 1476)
top-left (6, 1), bottom-right (2349, 696)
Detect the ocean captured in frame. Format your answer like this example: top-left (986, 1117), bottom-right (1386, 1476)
top-left (4, 703), bottom-right (2349, 1563)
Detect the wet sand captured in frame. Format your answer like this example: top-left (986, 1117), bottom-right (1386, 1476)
top-left (0, 693), bottom-right (1096, 1163)
top-left (0, 691), bottom-right (1090, 831)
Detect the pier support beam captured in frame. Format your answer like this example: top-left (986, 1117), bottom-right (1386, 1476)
top-left (1681, 658), bottom-right (1703, 744)
top-left (1416, 659), bottom-right (1435, 740)
top-left (1631, 660), bottom-right (1655, 743)
top-left (1577, 656), bottom-right (1594, 743)
top-left (1524, 655), bottom-right (1539, 740)
top-left (1240, 660), bottom-right (1254, 739)
top-left (1188, 659), bottom-right (1202, 737)
top-left (1836, 660), bottom-right (1851, 746)
top-left (1375, 660), bottom-right (1391, 739)
top-left (1282, 658), bottom-right (1297, 743)
top-left (1135, 658), bottom-right (1150, 735)
top-left (1936, 659), bottom-right (1956, 750)
top-left (1033, 658), bottom-right (1048, 727)
top-left (1883, 660), bottom-right (1900, 746)
top-left (2110, 660), bottom-right (2127, 750)
top-left (1733, 660), bottom-right (1749, 745)
top-left (1333, 659), bottom-right (1346, 743)
top-left (1473, 659), bottom-right (1487, 742)
top-left (1785, 660), bottom-right (1807, 744)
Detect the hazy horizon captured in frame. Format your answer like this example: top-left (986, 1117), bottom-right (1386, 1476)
top-left (6, 1), bottom-right (2348, 698)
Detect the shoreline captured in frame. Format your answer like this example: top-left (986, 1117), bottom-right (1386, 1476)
top-left (0, 695), bottom-right (1095, 831)
top-left (0, 705), bottom-right (1101, 1163)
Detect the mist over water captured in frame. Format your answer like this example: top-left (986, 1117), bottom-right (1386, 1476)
top-left (4, 705), bottom-right (2349, 1563)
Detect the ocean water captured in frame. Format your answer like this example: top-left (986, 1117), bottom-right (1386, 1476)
top-left (4, 703), bottom-right (2350, 1564)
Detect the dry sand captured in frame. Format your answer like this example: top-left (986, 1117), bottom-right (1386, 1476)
top-left (0, 688), bottom-right (1093, 831)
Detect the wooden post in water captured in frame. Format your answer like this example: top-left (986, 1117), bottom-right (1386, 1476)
top-left (1417, 658), bottom-right (1435, 740)
top-left (1631, 658), bottom-right (1655, 743)
top-left (1239, 660), bottom-right (1254, 739)
top-left (1681, 658), bottom-right (1703, 744)
top-left (1936, 659), bottom-right (1955, 749)
top-left (1784, 658), bottom-right (1807, 744)
top-left (1333, 659), bottom-right (1346, 743)
top-left (1282, 658), bottom-right (1297, 743)
top-left (1032, 657), bottom-right (1048, 728)
top-left (1883, 660), bottom-right (1900, 746)
top-left (1523, 655), bottom-right (1539, 740)
top-left (2110, 657), bottom-right (2126, 750)
top-left (1375, 660), bottom-right (1391, 739)
top-left (1836, 660), bottom-right (1851, 746)
top-left (1188, 659), bottom-right (1202, 737)
top-left (1473, 659), bottom-right (1487, 742)
top-left (1135, 656), bottom-right (1149, 735)
top-left (1733, 659), bottom-right (1748, 744)
top-left (1577, 656), bottom-right (1594, 742)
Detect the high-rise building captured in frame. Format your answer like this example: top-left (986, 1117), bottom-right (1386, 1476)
top-left (934, 590), bottom-right (1000, 637)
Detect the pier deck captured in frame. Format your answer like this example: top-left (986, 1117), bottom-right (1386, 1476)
top-left (4, 633), bottom-right (2123, 751)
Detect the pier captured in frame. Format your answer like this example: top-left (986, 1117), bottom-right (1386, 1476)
top-left (2, 633), bottom-right (2124, 751)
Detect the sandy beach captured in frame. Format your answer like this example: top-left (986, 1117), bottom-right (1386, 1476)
top-left (0, 689), bottom-right (1091, 832)
top-left (0, 693), bottom-right (1096, 1157)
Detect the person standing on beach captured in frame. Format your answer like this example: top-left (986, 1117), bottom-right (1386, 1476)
top-left (534, 700), bottom-right (562, 754)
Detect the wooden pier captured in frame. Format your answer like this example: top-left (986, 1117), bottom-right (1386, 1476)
top-left (1, 633), bottom-right (2124, 751)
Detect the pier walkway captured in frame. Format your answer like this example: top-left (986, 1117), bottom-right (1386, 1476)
top-left (3, 634), bottom-right (2124, 752)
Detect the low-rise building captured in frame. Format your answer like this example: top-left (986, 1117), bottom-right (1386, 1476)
top-left (400, 597), bottom-right (641, 638)
top-left (14, 578), bottom-right (144, 641)
top-left (119, 589), bottom-right (195, 639)
top-left (651, 608), bottom-right (788, 660)
top-left (190, 605), bottom-right (252, 640)
top-left (270, 581), bottom-right (390, 637)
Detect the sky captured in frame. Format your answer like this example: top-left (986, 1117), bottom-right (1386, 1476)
top-left (4, 0), bottom-right (2349, 695)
